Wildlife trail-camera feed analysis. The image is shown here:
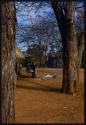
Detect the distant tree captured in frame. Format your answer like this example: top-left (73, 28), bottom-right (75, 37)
top-left (26, 43), bottom-right (47, 66)
top-left (16, 2), bottom-right (62, 66)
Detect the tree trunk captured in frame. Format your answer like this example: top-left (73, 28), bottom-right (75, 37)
top-left (52, 1), bottom-right (84, 94)
top-left (0, 2), bottom-right (16, 123)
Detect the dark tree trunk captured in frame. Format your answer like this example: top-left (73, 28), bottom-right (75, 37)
top-left (52, 1), bottom-right (68, 92)
top-left (0, 2), bottom-right (16, 123)
top-left (52, 1), bottom-right (84, 94)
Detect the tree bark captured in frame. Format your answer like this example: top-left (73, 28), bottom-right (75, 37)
top-left (52, 1), bottom-right (68, 92)
top-left (52, 1), bottom-right (84, 94)
top-left (0, 2), bottom-right (16, 123)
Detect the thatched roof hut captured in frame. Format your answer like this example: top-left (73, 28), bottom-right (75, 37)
top-left (16, 47), bottom-right (25, 60)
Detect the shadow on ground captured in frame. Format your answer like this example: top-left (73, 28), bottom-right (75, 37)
top-left (16, 84), bottom-right (62, 93)
top-left (16, 79), bottom-right (62, 93)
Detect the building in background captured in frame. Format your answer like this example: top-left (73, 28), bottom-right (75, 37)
top-left (16, 47), bottom-right (25, 63)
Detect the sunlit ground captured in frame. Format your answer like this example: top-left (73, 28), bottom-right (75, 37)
top-left (15, 68), bottom-right (84, 123)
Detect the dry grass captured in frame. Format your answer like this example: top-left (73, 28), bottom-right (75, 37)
top-left (15, 68), bottom-right (84, 123)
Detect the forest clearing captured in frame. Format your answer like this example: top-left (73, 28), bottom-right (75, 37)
top-left (15, 68), bottom-right (84, 123)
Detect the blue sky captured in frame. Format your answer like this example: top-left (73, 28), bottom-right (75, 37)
top-left (16, 2), bottom-right (55, 51)
top-left (16, 2), bottom-right (84, 52)
top-left (16, 3), bottom-right (54, 26)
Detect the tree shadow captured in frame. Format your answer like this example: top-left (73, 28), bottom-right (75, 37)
top-left (16, 84), bottom-right (62, 93)
top-left (16, 78), bottom-right (62, 93)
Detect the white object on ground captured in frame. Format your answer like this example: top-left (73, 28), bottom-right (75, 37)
top-left (41, 74), bottom-right (56, 80)
top-left (44, 74), bottom-right (54, 78)
top-left (36, 71), bottom-right (62, 80)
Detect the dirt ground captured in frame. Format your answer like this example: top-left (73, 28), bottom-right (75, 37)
top-left (15, 68), bottom-right (84, 123)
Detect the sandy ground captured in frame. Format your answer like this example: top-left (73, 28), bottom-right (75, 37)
top-left (15, 68), bottom-right (84, 123)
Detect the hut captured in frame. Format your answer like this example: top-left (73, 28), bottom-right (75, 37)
top-left (16, 47), bottom-right (25, 63)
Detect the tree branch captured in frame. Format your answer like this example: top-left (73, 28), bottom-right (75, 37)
top-left (51, 0), bottom-right (67, 43)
